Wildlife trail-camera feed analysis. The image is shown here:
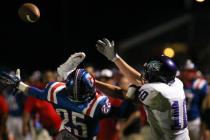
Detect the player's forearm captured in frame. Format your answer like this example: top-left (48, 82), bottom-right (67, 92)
top-left (18, 82), bottom-right (47, 100)
top-left (95, 80), bottom-right (126, 99)
top-left (27, 87), bottom-right (47, 100)
top-left (114, 56), bottom-right (143, 86)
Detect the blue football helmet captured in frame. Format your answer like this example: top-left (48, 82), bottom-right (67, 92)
top-left (143, 55), bottom-right (177, 84)
top-left (66, 69), bottom-right (96, 102)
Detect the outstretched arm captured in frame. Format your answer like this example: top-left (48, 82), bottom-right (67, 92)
top-left (96, 38), bottom-right (143, 86)
top-left (95, 80), bottom-right (126, 99)
top-left (114, 55), bottom-right (143, 86)
top-left (14, 69), bottom-right (48, 100)
top-left (0, 69), bottom-right (49, 100)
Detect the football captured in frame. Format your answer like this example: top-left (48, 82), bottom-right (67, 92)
top-left (18, 3), bottom-right (40, 23)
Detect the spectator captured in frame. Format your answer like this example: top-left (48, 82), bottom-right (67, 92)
top-left (201, 90), bottom-right (210, 140)
top-left (5, 84), bottom-right (28, 140)
top-left (0, 90), bottom-right (9, 140)
top-left (84, 63), bottom-right (96, 77)
top-left (116, 76), bottom-right (142, 140)
top-left (23, 96), bottom-right (62, 139)
top-left (180, 59), bottom-right (208, 140)
top-left (23, 70), bottom-right (62, 139)
top-left (97, 69), bottom-right (121, 140)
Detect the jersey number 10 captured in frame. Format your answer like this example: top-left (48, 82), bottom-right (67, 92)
top-left (171, 100), bottom-right (188, 130)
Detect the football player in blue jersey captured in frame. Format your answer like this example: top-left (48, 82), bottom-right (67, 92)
top-left (1, 52), bottom-right (128, 140)
top-left (180, 59), bottom-right (208, 140)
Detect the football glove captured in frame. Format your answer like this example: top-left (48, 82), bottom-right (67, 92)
top-left (16, 69), bottom-right (21, 79)
top-left (15, 69), bottom-right (29, 93)
top-left (96, 38), bottom-right (119, 62)
top-left (0, 70), bottom-right (20, 91)
top-left (57, 52), bottom-right (86, 80)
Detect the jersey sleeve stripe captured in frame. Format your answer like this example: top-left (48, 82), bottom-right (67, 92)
top-left (84, 93), bottom-right (100, 115)
top-left (50, 83), bottom-right (65, 104)
top-left (198, 80), bottom-right (206, 89)
top-left (89, 96), bottom-right (106, 117)
top-left (83, 92), bottom-right (105, 117)
top-left (53, 85), bottom-right (66, 104)
top-left (193, 79), bottom-right (200, 89)
top-left (47, 82), bottom-right (59, 101)
top-left (193, 79), bottom-right (206, 90)
top-left (82, 98), bottom-right (95, 115)
top-left (194, 79), bottom-right (200, 85)
top-left (48, 82), bottom-right (65, 104)
top-left (54, 85), bottom-right (66, 94)
top-left (85, 98), bottom-right (97, 116)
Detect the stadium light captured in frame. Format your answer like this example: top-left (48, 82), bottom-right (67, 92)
top-left (163, 48), bottom-right (175, 58)
top-left (195, 0), bottom-right (205, 3)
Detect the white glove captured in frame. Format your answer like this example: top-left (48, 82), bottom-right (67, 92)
top-left (16, 69), bottom-right (29, 93)
top-left (57, 52), bottom-right (86, 80)
top-left (16, 69), bottom-right (21, 80)
top-left (96, 38), bottom-right (119, 62)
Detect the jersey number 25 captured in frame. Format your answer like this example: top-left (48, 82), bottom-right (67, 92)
top-left (56, 109), bottom-right (88, 138)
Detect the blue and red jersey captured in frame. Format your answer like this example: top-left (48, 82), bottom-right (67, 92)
top-left (27, 82), bottom-right (126, 140)
top-left (184, 78), bottom-right (208, 121)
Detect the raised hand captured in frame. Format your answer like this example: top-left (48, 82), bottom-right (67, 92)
top-left (96, 38), bottom-right (118, 62)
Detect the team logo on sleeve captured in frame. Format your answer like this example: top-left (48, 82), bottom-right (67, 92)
top-left (101, 100), bottom-right (111, 114)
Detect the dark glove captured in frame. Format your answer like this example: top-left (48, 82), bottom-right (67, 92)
top-left (96, 38), bottom-right (119, 62)
top-left (0, 71), bottom-right (20, 91)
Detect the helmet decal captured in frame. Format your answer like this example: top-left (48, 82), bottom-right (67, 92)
top-left (144, 55), bottom-right (177, 84)
top-left (146, 60), bottom-right (161, 71)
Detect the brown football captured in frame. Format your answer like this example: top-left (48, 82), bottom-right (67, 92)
top-left (18, 3), bottom-right (40, 23)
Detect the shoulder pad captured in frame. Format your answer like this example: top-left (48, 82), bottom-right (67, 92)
top-left (46, 82), bottom-right (66, 104)
top-left (82, 92), bottom-right (109, 118)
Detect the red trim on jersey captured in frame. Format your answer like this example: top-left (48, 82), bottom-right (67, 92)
top-left (86, 92), bottom-right (101, 116)
top-left (195, 79), bottom-right (204, 89)
top-left (198, 80), bottom-right (205, 89)
top-left (195, 80), bottom-right (200, 89)
top-left (50, 83), bottom-right (65, 102)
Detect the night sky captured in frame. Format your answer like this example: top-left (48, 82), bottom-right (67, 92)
top-left (1, 0), bottom-right (210, 73)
